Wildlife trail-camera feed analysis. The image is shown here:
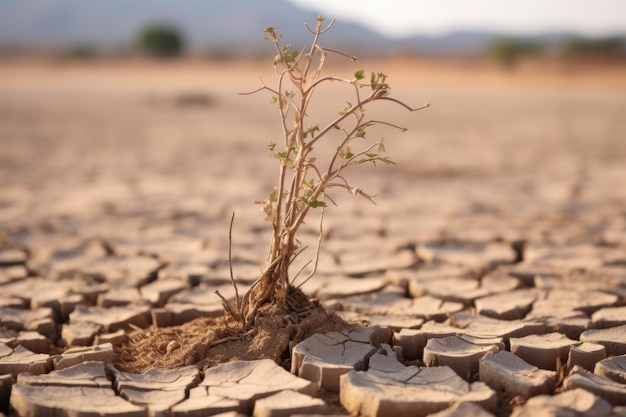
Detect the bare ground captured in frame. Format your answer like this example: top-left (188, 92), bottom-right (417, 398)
top-left (1, 56), bottom-right (625, 415)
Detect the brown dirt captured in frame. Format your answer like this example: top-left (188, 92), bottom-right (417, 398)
top-left (114, 289), bottom-right (352, 373)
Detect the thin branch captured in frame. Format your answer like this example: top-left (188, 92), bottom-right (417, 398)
top-left (239, 75), bottom-right (279, 96)
top-left (362, 119), bottom-right (410, 132)
top-left (303, 75), bottom-right (352, 96)
top-left (291, 259), bottom-right (313, 287)
top-left (317, 45), bottom-right (358, 62)
top-left (302, 19), bottom-right (330, 80)
top-left (377, 98), bottom-right (430, 112)
top-left (304, 18), bottom-right (335, 35)
top-left (215, 290), bottom-right (240, 322)
top-left (296, 205), bottom-right (325, 289)
top-left (227, 212), bottom-right (240, 312)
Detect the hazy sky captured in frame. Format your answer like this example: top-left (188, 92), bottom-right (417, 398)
top-left (289, 0), bottom-right (626, 38)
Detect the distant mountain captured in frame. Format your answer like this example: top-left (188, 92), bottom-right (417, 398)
top-left (1, 0), bottom-right (619, 56)
top-left (0, 0), bottom-right (391, 54)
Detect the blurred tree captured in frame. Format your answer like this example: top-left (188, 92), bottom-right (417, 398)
top-left (488, 38), bottom-right (542, 69)
top-left (488, 39), bottom-right (518, 68)
top-left (60, 44), bottom-right (97, 60)
top-left (137, 23), bottom-right (185, 58)
top-left (560, 36), bottom-right (625, 59)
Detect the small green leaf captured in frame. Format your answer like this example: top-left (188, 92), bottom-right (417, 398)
top-left (268, 188), bottom-right (278, 202)
top-left (267, 142), bottom-right (276, 151)
top-left (378, 141), bottom-right (386, 152)
top-left (339, 101), bottom-right (352, 115)
top-left (366, 153), bottom-right (378, 159)
top-left (354, 70), bottom-right (365, 80)
top-left (308, 199), bottom-right (326, 208)
top-left (346, 152), bottom-right (354, 159)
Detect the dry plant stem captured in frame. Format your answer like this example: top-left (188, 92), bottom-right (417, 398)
top-left (216, 212), bottom-right (242, 323)
top-left (233, 17), bottom-right (428, 330)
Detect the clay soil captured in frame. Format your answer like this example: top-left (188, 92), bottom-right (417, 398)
top-left (116, 290), bottom-right (351, 373)
top-left (1, 55), bottom-right (625, 378)
top-left (99, 55), bottom-right (626, 375)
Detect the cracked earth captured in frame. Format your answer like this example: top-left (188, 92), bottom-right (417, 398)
top-left (0, 58), bottom-right (625, 416)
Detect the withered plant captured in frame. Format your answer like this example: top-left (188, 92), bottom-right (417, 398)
top-left (221, 17), bottom-right (428, 329)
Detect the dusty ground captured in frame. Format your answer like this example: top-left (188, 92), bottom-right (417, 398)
top-left (2, 55), bottom-right (626, 352)
top-left (1, 56), bottom-right (625, 245)
top-left (1, 55), bottom-right (625, 416)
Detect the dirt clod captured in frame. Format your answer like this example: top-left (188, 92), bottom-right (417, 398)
top-left (114, 295), bottom-right (351, 373)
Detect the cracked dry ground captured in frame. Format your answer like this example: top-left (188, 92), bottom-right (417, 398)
top-left (1, 59), bottom-right (626, 417)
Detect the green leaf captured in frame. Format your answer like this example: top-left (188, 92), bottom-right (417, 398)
top-left (366, 153), bottom-right (378, 159)
top-left (308, 199), bottom-right (327, 208)
top-left (339, 102), bottom-right (352, 115)
top-left (345, 152), bottom-right (354, 159)
top-left (263, 26), bottom-right (281, 42)
top-left (354, 70), bottom-right (365, 80)
top-left (268, 188), bottom-right (278, 202)
top-left (378, 141), bottom-right (386, 152)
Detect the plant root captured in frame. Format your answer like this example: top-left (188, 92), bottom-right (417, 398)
top-left (114, 287), bottom-right (350, 373)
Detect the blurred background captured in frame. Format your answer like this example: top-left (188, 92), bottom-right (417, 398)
top-left (1, 0), bottom-right (625, 65)
top-left (0, 0), bottom-right (625, 247)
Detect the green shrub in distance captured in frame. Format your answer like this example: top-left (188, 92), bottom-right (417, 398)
top-left (137, 23), bottom-right (185, 58)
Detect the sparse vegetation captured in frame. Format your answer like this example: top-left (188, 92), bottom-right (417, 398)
top-left (59, 44), bottom-right (97, 60)
top-left (488, 38), bottom-right (541, 68)
top-left (220, 17), bottom-right (428, 330)
top-left (560, 35), bottom-right (625, 60)
top-left (137, 23), bottom-right (185, 58)
top-left (487, 35), bottom-right (625, 68)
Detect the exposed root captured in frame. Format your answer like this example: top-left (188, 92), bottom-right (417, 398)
top-left (114, 288), bottom-right (351, 374)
